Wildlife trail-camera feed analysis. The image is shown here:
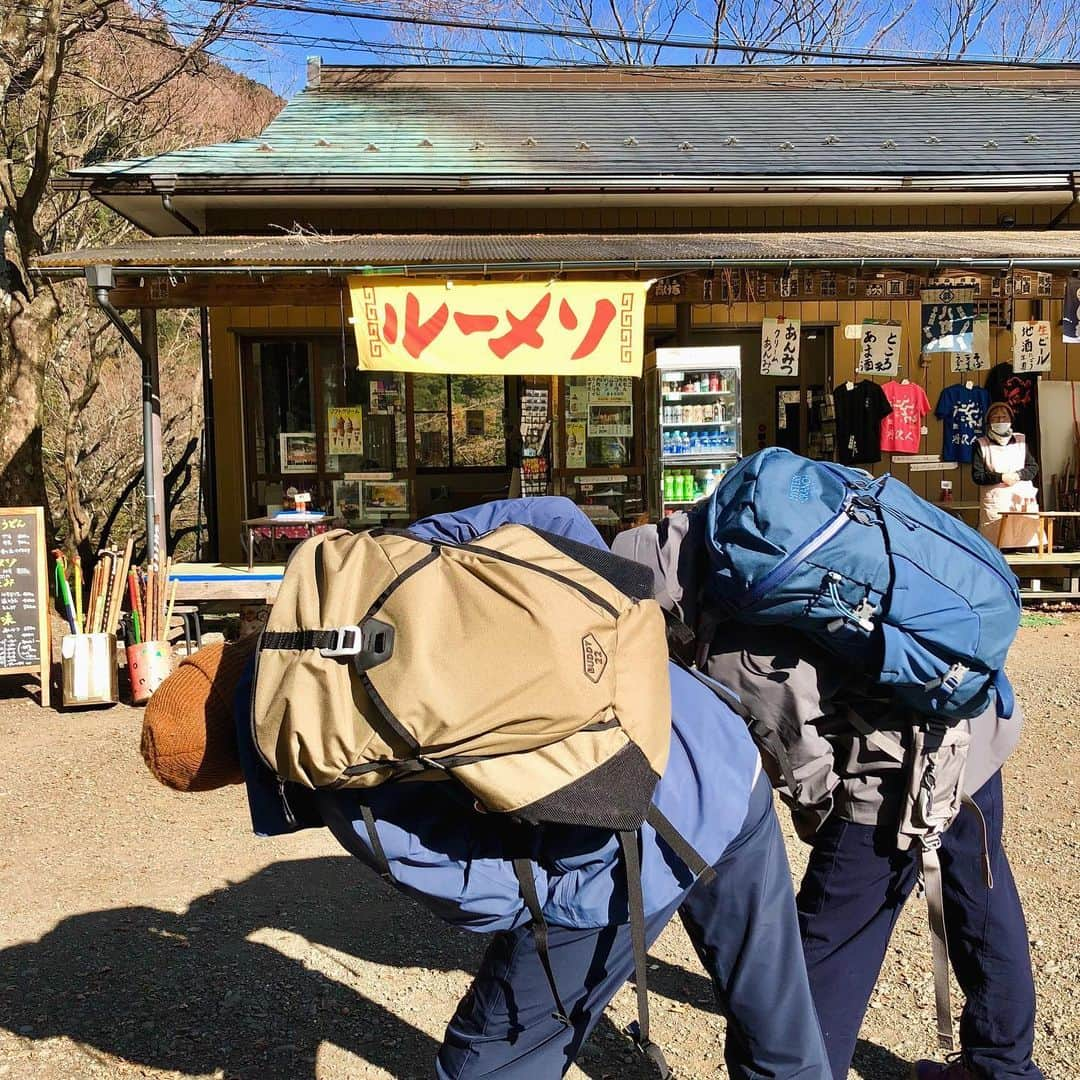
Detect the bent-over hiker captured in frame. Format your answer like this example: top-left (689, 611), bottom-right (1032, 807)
top-left (614, 509), bottom-right (1043, 1080)
top-left (139, 497), bottom-right (829, 1079)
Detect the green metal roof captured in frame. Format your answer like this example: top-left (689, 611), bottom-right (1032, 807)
top-left (65, 80), bottom-right (1080, 188)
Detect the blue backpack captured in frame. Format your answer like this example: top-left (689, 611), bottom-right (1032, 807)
top-left (700, 448), bottom-right (1021, 720)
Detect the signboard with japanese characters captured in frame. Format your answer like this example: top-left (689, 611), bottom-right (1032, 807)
top-left (857, 321), bottom-right (902, 376)
top-left (921, 286), bottom-right (974, 353)
top-left (0, 507), bottom-right (49, 706)
top-left (348, 278), bottom-right (652, 375)
top-left (760, 317), bottom-right (801, 376)
top-left (950, 315), bottom-right (992, 373)
top-left (1012, 320), bottom-right (1052, 372)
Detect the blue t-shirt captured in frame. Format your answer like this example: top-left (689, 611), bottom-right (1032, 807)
top-left (935, 384), bottom-right (991, 463)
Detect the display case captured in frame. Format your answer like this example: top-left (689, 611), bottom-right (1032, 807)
top-left (647, 347), bottom-right (742, 517)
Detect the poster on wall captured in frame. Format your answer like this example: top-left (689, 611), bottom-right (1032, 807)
top-left (370, 379), bottom-right (402, 414)
top-left (950, 315), bottom-right (992, 372)
top-left (465, 409), bottom-right (486, 437)
top-left (857, 321), bottom-right (903, 376)
top-left (326, 407), bottom-right (364, 456)
top-left (566, 421), bottom-right (587, 467)
top-left (587, 404), bottom-right (633, 437)
top-left (279, 432), bottom-right (317, 473)
top-left (760, 317), bottom-right (801, 376)
top-left (567, 383), bottom-right (589, 417)
top-left (586, 376), bottom-right (633, 404)
top-left (1012, 320), bottom-right (1052, 373)
top-left (361, 479), bottom-right (409, 512)
top-left (332, 479), bottom-right (363, 526)
top-left (921, 286), bottom-right (974, 353)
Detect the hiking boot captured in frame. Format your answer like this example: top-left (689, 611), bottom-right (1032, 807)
top-left (911, 1054), bottom-right (976, 1080)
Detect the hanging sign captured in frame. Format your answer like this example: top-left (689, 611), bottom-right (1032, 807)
top-left (857, 321), bottom-right (903, 376)
top-left (921, 286), bottom-right (974, 353)
top-left (1012, 320), bottom-right (1052, 373)
top-left (950, 315), bottom-right (992, 373)
top-left (760, 317), bottom-right (801, 376)
top-left (348, 278), bottom-right (652, 375)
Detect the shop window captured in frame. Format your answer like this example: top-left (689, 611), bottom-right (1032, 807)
top-left (414, 375), bottom-right (508, 470)
top-left (243, 335), bottom-right (408, 517)
top-left (563, 375), bottom-right (636, 469)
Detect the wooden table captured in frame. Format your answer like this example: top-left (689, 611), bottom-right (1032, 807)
top-left (932, 500), bottom-right (980, 517)
top-left (169, 563), bottom-right (285, 604)
top-left (242, 515), bottom-right (335, 571)
top-left (996, 511), bottom-right (1080, 555)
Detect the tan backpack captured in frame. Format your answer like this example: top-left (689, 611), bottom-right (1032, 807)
top-left (253, 523), bottom-right (707, 1076)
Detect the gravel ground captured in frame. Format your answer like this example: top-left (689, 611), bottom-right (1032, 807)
top-left (1, 618), bottom-right (1078, 1079)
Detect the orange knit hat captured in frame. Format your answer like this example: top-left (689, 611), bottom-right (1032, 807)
top-left (140, 635), bottom-right (258, 792)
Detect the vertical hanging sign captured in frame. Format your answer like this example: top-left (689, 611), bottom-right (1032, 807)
top-left (950, 315), bottom-right (992, 372)
top-left (921, 286), bottom-right (974, 353)
top-left (857, 321), bottom-right (903, 376)
top-left (1012, 320), bottom-right (1052, 372)
top-left (760, 317), bottom-right (801, 376)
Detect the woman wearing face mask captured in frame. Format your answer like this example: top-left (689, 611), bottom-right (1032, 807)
top-left (972, 402), bottom-right (1041, 548)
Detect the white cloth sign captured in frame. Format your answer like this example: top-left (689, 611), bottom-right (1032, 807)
top-left (951, 315), bottom-right (992, 373)
top-left (857, 322), bottom-right (902, 376)
top-left (760, 317), bottom-right (801, 376)
top-left (1012, 320), bottom-right (1052, 373)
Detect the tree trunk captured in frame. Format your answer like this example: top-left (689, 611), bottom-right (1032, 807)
top-left (0, 288), bottom-right (57, 515)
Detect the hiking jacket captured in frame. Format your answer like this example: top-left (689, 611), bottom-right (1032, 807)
top-left (612, 510), bottom-right (1024, 840)
top-left (234, 497), bottom-right (760, 932)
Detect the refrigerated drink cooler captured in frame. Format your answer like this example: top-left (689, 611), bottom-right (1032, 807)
top-left (646, 347), bottom-right (742, 518)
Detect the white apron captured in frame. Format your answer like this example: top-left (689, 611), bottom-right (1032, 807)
top-left (976, 434), bottom-right (1040, 549)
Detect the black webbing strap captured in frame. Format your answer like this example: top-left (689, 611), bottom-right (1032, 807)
top-left (619, 830), bottom-right (672, 1079)
top-left (645, 804), bottom-right (716, 886)
top-left (359, 804), bottom-right (394, 885)
top-left (512, 858), bottom-right (570, 1027)
top-left (261, 629), bottom-right (340, 651)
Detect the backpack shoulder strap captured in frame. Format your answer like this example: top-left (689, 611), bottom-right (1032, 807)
top-left (618, 830), bottom-right (672, 1079)
top-left (512, 859), bottom-right (570, 1027)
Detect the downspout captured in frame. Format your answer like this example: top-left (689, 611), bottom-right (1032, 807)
top-left (85, 264), bottom-right (160, 562)
top-left (159, 193), bottom-right (201, 237)
top-left (1048, 175), bottom-right (1080, 228)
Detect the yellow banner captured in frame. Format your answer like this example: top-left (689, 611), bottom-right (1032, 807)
top-left (349, 278), bottom-right (652, 375)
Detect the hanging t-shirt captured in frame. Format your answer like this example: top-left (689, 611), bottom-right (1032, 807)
top-left (986, 363), bottom-right (1039, 444)
top-left (880, 380), bottom-right (931, 454)
top-left (832, 380), bottom-right (892, 465)
top-left (935, 384), bottom-right (991, 463)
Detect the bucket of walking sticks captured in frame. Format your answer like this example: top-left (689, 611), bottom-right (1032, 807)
top-left (126, 640), bottom-right (173, 705)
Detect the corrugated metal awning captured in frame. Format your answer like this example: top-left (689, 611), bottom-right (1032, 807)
top-left (32, 230), bottom-right (1080, 277)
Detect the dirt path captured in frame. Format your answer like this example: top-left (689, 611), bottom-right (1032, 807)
top-left (1, 619), bottom-right (1078, 1079)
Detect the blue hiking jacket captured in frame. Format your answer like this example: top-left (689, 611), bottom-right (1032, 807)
top-left (234, 497), bottom-right (759, 934)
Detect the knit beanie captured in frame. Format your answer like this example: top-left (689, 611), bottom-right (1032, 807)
top-left (140, 635), bottom-right (258, 792)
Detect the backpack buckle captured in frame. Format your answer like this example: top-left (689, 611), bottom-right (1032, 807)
top-left (940, 663), bottom-right (968, 695)
top-left (319, 619), bottom-right (396, 669)
top-left (320, 625), bottom-right (366, 658)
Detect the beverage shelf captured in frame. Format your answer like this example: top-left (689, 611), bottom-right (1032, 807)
top-left (661, 421), bottom-right (735, 428)
top-left (662, 453), bottom-right (738, 462)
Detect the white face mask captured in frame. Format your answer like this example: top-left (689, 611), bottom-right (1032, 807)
top-left (990, 422), bottom-right (1012, 436)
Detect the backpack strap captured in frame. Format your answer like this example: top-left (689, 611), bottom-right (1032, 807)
top-left (511, 859), bottom-right (571, 1027)
top-left (358, 804), bottom-right (395, 885)
top-left (920, 841), bottom-right (956, 1052)
top-left (646, 804), bottom-right (716, 886)
top-left (618, 830), bottom-right (672, 1079)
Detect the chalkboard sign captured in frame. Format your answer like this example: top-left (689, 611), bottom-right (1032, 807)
top-left (0, 507), bottom-right (50, 706)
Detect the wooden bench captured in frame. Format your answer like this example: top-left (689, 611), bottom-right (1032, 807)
top-left (997, 511), bottom-right (1080, 555)
top-left (1004, 551), bottom-right (1080, 600)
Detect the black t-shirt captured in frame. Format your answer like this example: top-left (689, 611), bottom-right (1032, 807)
top-left (832, 380), bottom-right (893, 465)
top-left (986, 362), bottom-right (1039, 445)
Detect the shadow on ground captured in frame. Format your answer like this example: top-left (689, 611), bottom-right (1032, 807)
top-left (0, 856), bottom-right (663, 1079)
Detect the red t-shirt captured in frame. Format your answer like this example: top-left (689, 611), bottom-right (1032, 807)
top-left (880, 380), bottom-right (931, 454)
